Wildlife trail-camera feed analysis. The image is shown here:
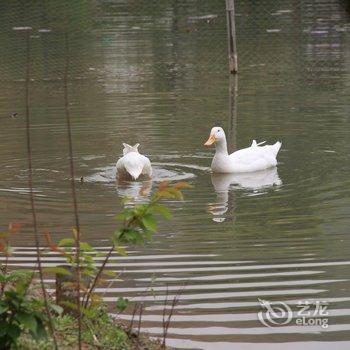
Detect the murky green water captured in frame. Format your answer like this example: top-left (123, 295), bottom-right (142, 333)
top-left (1, 0), bottom-right (350, 349)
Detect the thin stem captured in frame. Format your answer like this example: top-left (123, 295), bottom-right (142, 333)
top-left (0, 237), bottom-right (10, 296)
top-left (24, 30), bottom-right (58, 350)
top-left (162, 284), bottom-right (169, 348)
top-left (162, 283), bottom-right (186, 349)
top-left (63, 31), bottom-right (81, 349)
top-left (84, 208), bottom-right (145, 308)
top-left (83, 244), bottom-right (114, 308)
top-left (128, 303), bottom-right (138, 333)
top-left (4, 238), bottom-right (9, 275)
top-left (137, 303), bottom-right (143, 340)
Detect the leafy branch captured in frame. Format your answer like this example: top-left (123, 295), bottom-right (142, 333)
top-left (85, 182), bottom-right (190, 307)
top-left (44, 182), bottom-right (190, 315)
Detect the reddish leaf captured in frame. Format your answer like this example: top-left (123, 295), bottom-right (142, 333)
top-left (43, 230), bottom-right (52, 246)
top-left (158, 181), bottom-right (169, 191)
top-left (8, 222), bottom-right (22, 234)
top-left (43, 231), bottom-right (66, 256)
top-left (173, 181), bottom-right (192, 190)
top-left (139, 185), bottom-right (148, 196)
top-left (50, 244), bottom-right (66, 256)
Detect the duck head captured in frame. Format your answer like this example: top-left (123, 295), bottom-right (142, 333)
top-left (204, 126), bottom-right (226, 146)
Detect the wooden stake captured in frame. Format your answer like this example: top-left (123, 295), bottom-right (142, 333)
top-left (228, 74), bottom-right (238, 153)
top-left (227, 75), bottom-right (238, 223)
top-left (226, 0), bottom-right (238, 74)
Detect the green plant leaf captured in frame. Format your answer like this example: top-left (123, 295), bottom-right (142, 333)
top-left (143, 230), bottom-right (153, 240)
top-left (102, 270), bottom-right (117, 277)
top-left (49, 303), bottom-right (64, 315)
top-left (113, 229), bottom-right (124, 240)
top-left (7, 324), bottom-right (21, 341)
top-left (34, 318), bottom-right (47, 339)
top-left (155, 204), bottom-right (172, 219)
top-left (116, 210), bottom-right (134, 221)
top-left (60, 300), bottom-right (78, 311)
top-left (0, 320), bottom-right (8, 336)
top-left (72, 227), bottom-right (79, 240)
top-left (0, 274), bottom-right (7, 283)
top-left (82, 306), bottom-right (96, 318)
top-left (83, 255), bottom-right (94, 264)
top-left (82, 268), bottom-right (95, 277)
top-left (80, 242), bottom-right (93, 252)
top-left (116, 297), bottom-right (129, 313)
top-left (16, 312), bottom-right (37, 334)
top-left (96, 252), bottom-right (106, 258)
top-left (121, 229), bottom-right (144, 244)
top-left (58, 238), bottom-right (75, 247)
top-left (141, 215), bottom-right (158, 233)
top-left (167, 188), bottom-right (184, 200)
top-left (0, 303), bottom-right (8, 314)
top-left (115, 246), bottom-right (127, 256)
top-left (43, 267), bottom-right (72, 276)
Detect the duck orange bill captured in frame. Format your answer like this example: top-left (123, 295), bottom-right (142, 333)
top-left (204, 134), bottom-right (216, 146)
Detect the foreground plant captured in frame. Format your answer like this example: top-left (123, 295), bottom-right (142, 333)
top-left (43, 182), bottom-right (189, 346)
top-left (0, 224), bottom-right (60, 349)
top-left (0, 182), bottom-right (189, 348)
top-left (0, 269), bottom-right (62, 350)
top-left (91, 182), bottom-right (189, 304)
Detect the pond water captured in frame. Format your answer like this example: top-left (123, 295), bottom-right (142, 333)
top-left (1, 0), bottom-right (350, 349)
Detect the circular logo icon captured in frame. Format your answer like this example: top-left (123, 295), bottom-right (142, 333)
top-left (258, 298), bottom-right (293, 327)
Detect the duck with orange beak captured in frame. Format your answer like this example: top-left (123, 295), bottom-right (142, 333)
top-left (204, 126), bottom-right (282, 173)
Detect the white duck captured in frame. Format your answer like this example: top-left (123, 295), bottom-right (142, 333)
top-left (204, 127), bottom-right (282, 173)
top-left (116, 143), bottom-right (152, 180)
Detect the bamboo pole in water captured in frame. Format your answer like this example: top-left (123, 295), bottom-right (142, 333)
top-left (225, 0), bottom-right (238, 74)
top-left (227, 75), bottom-right (238, 223)
top-left (228, 74), bottom-right (238, 153)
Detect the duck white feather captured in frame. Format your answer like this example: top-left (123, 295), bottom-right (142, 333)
top-left (116, 143), bottom-right (152, 180)
top-left (204, 127), bottom-right (282, 173)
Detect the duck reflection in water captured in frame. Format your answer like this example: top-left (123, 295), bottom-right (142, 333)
top-left (208, 167), bottom-right (282, 222)
top-left (115, 178), bottom-right (152, 205)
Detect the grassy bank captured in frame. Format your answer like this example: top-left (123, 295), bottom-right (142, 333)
top-left (17, 308), bottom-right (162, 350)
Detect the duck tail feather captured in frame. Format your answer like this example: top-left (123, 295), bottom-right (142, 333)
top-left (124, 155), bottom-right (143, 180)
top-left (272, 141), bottom-right (282, 157)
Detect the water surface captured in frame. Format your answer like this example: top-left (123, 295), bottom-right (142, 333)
top-left (1, 0), bottom-right (350, 349)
